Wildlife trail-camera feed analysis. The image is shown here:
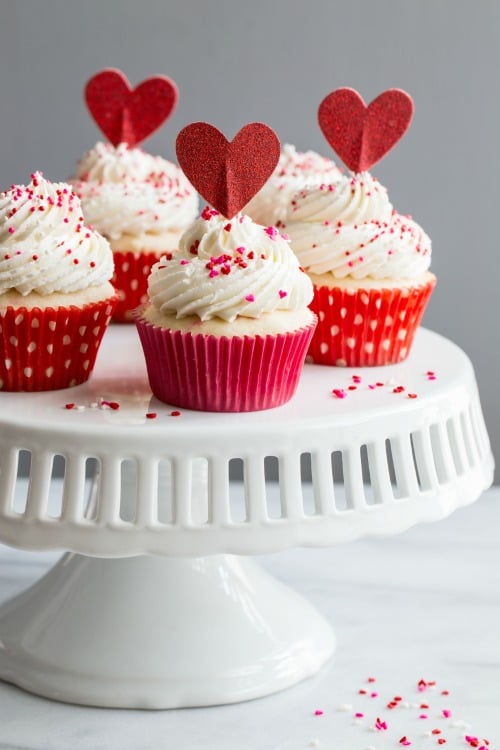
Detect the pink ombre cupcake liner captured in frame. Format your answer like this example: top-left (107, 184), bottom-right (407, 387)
top-left (0, 295), bottom-right (117, 391)
top-left (135, 314), bottom-right (317, 412)
top-left (308, 278), bottom-right (436, 367)
top-left (112, 250), bottom-right (163, 323)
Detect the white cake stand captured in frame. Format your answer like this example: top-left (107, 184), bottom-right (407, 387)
top-left (0, 326), bottom-right (493, 709)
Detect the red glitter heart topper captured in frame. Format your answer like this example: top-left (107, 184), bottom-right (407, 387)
top-left (176, 122), bottom-right (280, 219)
top-left (85, 68), bottom-right (179, 148)
top-left (318, 88), bottom-right (414, 173)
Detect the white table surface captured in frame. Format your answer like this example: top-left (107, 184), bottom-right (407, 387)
top-left (0, 486), bottom-right (498, 750)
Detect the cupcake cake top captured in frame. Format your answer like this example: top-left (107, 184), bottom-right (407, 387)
top-left (147, 208), bottom-right (313, 322)
top-left (283, 87), bottom-right (431, 280)
top-left (244, 143), bottom-right (342, 225)
top-left (0, 172), bottom-right (113, 295)
top-left (71, 142), bottom-right (198, 241)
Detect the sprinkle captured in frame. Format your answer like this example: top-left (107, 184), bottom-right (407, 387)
top-left (245, 294), bottom-right (255, 302)
top-left (264, 225), bottom-right (279, 239)
top-left (358, 689), bottom-right (367, 695)
top-left (393, 386), bottom-right (405, 393)
top-left (419, 715), bottom-right (428, 720)
top-left (370, 692), bottom-right (378, 698)
top-left (431, 729), bottom-right (441, 735)
top-left (146, 412), bottom-right (157, 419)
top-left (399, 737), bottom-right (411, 746)
top-left (437, 740), bottom-right (446, 745)
top-left (338, 703), bottom-right (353, 712)
top-left (408, 393), bottom-right (418, 399)
top-left (278, 290), bottom-right (287, 298)
top-left (374, 717), bottom-right (387, 731)
top-left (170, 411), bottom-right (181, 417)
top-left (332, 388), bottom-right (347, 399)
top-left (354, 712), bottom-right (364, 718)
top-left (109, 401), bottom-right (120, 410)
top-left (442, 709), bottom-right (452, 718)
top-left (223, 223), bottom-right (232, 232)
top-left (64, 403), bottom-right (75, 410)
top-left (7, 227), bottom-right (14, 234)
top-left (314, 710), bottom-right (323, 716)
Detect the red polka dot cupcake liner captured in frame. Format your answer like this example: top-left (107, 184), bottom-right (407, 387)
top-left (308, 278), bottom-right (436, 367)
top-left (0, 295), bottom-right (117, 391)
top-left (135, 314), bottom-right (317, 412)
top-left (112, 250), bottom-right (162, 323)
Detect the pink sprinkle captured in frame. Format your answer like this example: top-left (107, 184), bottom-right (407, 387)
top-left (264, 226), bottom-right (279, 239)
top-left (209, 269), bottom-right (219, 278)
top-left (370, 692), bottom-right (378, 698)
top-left (374, 717), bottom-right (387, 731)
top-left (442, 709), bottom-right (452, 718)
top-left (314, 709), bottom-right (323, 716)
top-left (245, 294), bottom-right (255, 302)
top-left (354, 712), bottom-right (364, 718)
top-left (180, 259), bottom-right (190, 265)
top-left (278, 290), bottom-right (287, 298)
top-left (352, 375), bottom-right (362, 383)
top-left (419, 714), bottom-right (428, 720)
top-left (332, 388), bottom-right (346, 399)
top-left (400, 738), bottom-right (411, 747)
top-left (7, 227), bottom-right (14, 234)
top-left (368, 384), bottom-right (377, 390)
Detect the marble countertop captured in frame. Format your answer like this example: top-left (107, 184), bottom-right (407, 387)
top-left (0, 487), bottom-right (498, 750)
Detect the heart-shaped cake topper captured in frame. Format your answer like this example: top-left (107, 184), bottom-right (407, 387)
top-left (85, 68), bottom-right (179, 148)
top-left (176, 122), bottom-right (280, 219)
top-left (318, 88), bottom-right (414, 173)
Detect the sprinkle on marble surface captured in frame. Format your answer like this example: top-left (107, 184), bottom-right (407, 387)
top-left (333, 675), bottom-right (494, 749)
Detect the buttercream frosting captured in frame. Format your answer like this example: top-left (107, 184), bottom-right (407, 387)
top-left (244, 144), bottom-right (342, 226)
top-left (0, 172), bottom-right (114, 295)
top-left (147, 208), bottom-right (313, 322)
top-left (282, 172), bottom-right (431, 280)
top-left (71, 142), bottom-right (198, 241)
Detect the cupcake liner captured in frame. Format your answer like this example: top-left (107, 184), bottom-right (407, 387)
top-left (0, 295), bottom-right (117, 392)
top-left (112, 250), bottom-right (163, 323)
top-left (135, 314), bottom-right (317, 412)
top-left (308, 278), bottom-right (436, 367)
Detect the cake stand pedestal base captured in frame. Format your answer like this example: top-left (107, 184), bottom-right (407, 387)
top-left (0, 552), bottom-right (335, 709)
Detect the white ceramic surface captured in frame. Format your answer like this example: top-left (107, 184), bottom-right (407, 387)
top-left (0, 487), bottom-right (498, 749)
top-left (0, 327), bottom-right (493, 556)
top-left (0, 551), bottom-right (335, 709)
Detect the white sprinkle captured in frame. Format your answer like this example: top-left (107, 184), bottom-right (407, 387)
top-left (90, 402), bottom-right (98, 409)
top-left (401, 701), bottom-right (410, 708)
top-left (75, 405), bottom-right (85, 412)
top-left (338, 703), bottom-right (352, 712)
top-left (450, 719), bottom-right (471, 729)
top-left (308, 740), bottom-right (321, 747)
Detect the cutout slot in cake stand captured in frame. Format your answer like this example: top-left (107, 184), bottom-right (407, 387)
top-left (0, 326), bottom-right (493, 708)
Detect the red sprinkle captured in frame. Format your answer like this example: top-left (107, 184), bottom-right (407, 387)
top-left (170, 411), bottom-right (181, 417)
top-left (109, 402), bottom-right (120, 410)
top-left (437, 740), bottom-right (446, 745)
top-left (332, 388), bottom-right (347, 399)
top-left (64, 403), bottom-right (75, 410)
top-left (408, 393), bottom-right (418, 399)
top-left (146, 412), bottom-right (157, 419)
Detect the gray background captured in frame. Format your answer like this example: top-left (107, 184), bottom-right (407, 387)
top-left (1, 1), bottom-right (499, 481)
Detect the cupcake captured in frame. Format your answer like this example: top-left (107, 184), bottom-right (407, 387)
top-left (282, 87), bottom-right (436, 367)
top-left (135, 207), bottom-right (316, 412)
top-left (72, 142), bottom-right (198, 322)
top-left (244, 143), bottom-right (342, 227)
top-left (72, 67), bottom-right (199, 322)
top-left (0, 172), bottom-right (117, 391)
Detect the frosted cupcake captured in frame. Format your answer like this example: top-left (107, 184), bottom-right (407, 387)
top-left (282, 86), bottom-right (436, 367)
top-left (73, 67), bottom-right (198, 322)
top-left (283, 172), bottom-right (435, 365)
top-left (0, 172), bottom-right (117, 391)
top-left (135, 207), bottom-right (316, 411)
top-left (244, 144), bottom-right (342, 227)
top-left (72, 142), bottom-right (198, 321)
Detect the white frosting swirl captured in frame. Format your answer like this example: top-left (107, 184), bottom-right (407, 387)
top-left (244, 144), bottom-right (342, 226)
top-left (72, 142), bottom-right (198, 241)
top-left (147, 209), bottom-right (313, 322)
top-left (0, 172), bottom-right (114, 295)
top-left (283, 172), bottom-right (431, 279)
